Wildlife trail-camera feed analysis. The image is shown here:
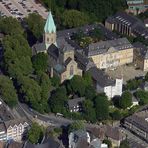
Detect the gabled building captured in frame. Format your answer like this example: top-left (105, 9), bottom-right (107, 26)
top-left (33, 12), bottom-right (82, 83)
top-left (126, 0), bottom-right (148, 15)
top-left (67, 97), bottom-right (85, 112)
top-left (88, 67), bottom-right (123, 99)
top-left (86, 38), bottom-right (133, 69)
top-left (133, 42), bottom-right (148, 71)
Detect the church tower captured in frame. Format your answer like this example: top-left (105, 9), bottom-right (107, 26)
top-left (44, 11), bottom-right (56, 50)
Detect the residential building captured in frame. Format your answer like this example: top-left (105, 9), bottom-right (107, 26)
top-left (126, 0), bottom-right (148, 15)
top-left (69, 130), bottom-right (108, 148)
top-left (0, 123), bottom-right (7, 141)
top-left (24, 137), bottom-right (64, 148)
top-left (33, 12), bottom-right (82, 83)
top-left (105, 126), bottom-right (125, 147)
top-left (67, 97), bottom-right (85, 112)
top-left (5, 118), bottom-right (29, 141)
top-left (87, 38), bottom-right (133, 69)
top-left (133, 42), bottom-right (148, 71)
top-left (88, 67), bottom-right (123, 99)
top-left (123, 110), bottom-right (148, 142)
top-left (131, 96), bottom-right (139, 107)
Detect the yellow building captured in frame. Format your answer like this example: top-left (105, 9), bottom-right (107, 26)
top-left (87, 38), bottom-right (133, 69)
top-left (133, 42), bottom-right (148, 71)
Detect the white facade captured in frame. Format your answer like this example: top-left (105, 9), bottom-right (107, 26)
top-left (103, 78), bottom-right (123, 99)
top-left (0, 131), bottom-right (7, 141)
top-left (7, 122), bottom-right (29, 141)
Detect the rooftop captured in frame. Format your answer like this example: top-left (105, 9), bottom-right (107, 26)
top-left (68, 97), bottom-right (85, 109)
top-left (88, 67), bottom-right (115, 87)
top-left (125, 110), bottom-right (148, 134)
top-left (88, 38), bottom-right (132, 56)
top-left (133, 42), bottom-right (148, 59)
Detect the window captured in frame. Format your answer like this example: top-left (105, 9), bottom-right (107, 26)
top-left (47, 38), bottom-right (49, 42)
top-left (70, 65), bottom-right (74, 76)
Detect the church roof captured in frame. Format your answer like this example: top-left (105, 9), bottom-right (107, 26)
top-left (44, 11), bottom-right (56, 33)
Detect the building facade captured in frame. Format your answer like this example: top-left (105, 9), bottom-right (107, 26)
top-left (133, 42), bottom-right (148, 71)
top-left (0, 118), bottom-right (29, 142)
top-left (33, 12), bottom-right (82, 83)
top-left (88, 67), bottom-right (123, 99)
top-left (87, 38), bottom-right (133, 69)
top-left (67, 97), bottom-right (85, 112)
top-left (123, 110), bottom-right (148, 142)
top-left (126, 0), bottom-right (148, 15)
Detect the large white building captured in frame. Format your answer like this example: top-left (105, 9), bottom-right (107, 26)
top-left (0, 118), bottom-right (29, 142)
top-left (88, 67), bottom-right (123, 99)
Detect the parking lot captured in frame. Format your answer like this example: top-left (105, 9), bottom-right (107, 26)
top-left (106, 64), bottom-right (147, 84)
top-left (0, 0), bottom-right (48, 19)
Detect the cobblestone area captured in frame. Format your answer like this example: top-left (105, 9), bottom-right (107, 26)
top-left (106, 64), bottom-right (147, 84)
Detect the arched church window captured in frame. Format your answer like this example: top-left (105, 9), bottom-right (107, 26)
top-left (70, 65), bottom-right (74, 76)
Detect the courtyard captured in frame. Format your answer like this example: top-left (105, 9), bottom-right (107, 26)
top-left (106, 64), bottom-right (147, 84)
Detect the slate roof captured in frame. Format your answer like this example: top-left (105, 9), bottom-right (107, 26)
top-left (33, 43), bottom-right (46, 53)
top-left (0, 122), bottom-right (6, 132)
top-left (47, 44), bottom-right (59, 60)
top-left (0, 103), bottom-right (14, 122)
top-left (106, 12), bottom-right (142, 28)
top-left (88, 37), bottom-right (132, 56)
top-left (105, 126), bottom-right (123, 141)
top-left (64, 57), bottom-right (72, 66)
top-left (133, 42), bottom-right (148, 59)
top-left (53, 64), bottom-right (66, 74)
top-left (88, 67), bottom-right (115, 87)
top-left (125, 111), bottom-right (148, 134)
top-left (24, 138), bottom-right (64, 148)
top-left (4, 117), bottom-right (28, 129)
top-left (68, 97), bottom-right (85, 109)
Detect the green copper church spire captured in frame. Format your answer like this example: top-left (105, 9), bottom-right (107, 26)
top-left (44, 11), bottom-right (56, 33)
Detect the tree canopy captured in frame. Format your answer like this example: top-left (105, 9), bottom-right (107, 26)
top-left (119, 91), bottom-right (132, 109)
top-left (28, 123), bottom-right (44, 144)
top-left (95, 93), bottom-right (109, 120)
top-left (32, 52), bottom-right (48, 73)
top-left (0, 75), bottom-right (18, 108)
top-left (25, 13), bottom-right (45, 39)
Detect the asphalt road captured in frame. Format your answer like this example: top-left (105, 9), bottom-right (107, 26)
top-left (18, 102), bottom-right (72, 127)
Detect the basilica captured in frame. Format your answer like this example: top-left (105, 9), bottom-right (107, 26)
top-left (33, 11), bottom-right (82, 83)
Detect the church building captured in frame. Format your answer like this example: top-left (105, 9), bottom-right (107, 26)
top-left (33, 12), bottom-right (82, 83)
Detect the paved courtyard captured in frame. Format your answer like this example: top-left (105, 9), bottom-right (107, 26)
top-left (106, 64), bottom-right (147, 84)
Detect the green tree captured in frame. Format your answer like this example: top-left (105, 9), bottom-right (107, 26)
top-left (85, 86), bottom-right (96, 100)
top-left (110, 110), bottom-right (122, 120)
top-left (19, 76), bottom-right (43, 112)
top-left (119, 91), bottom-right (132, 109)
top-left (135, 90), bottom-right (148, 105)
top-left (95, 93), bottom-right (109, 120)
top-left (103, 139), bottom-right (112, 148)
top-left (49, 86), bottom-right (67, 113)
top-left (90, 28), bottom-right (104, 41)
top-left (0, 17), bottom-right (24, 35)
top-left (62, 9), bottom-right (90, 28)
top-left (120, 140), bottom-right (130, 148)
top-left (32, 53), bottom-right (48, 73)
top-left (69, 120), bottom-right (85, 133)
top-left (82, 100), bottom-right (96, 122)
top-left (70, 75), bottom-right (85, 96)
top-left (25, 13), bottom-right (45, 39)
top-left (0, 75), bottom-right (18, 108)
top-left (28, 123), bottom-right (44, 144)
top-left (51, 75), bottom-right (60, 88)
